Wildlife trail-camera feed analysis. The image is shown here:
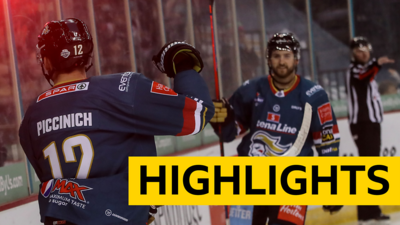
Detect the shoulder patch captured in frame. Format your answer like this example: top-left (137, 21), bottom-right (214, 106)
top-left (317, 103), bottom-right (333, 125)
top-left (37, 82), bottom-right (89, 103)
top-left (150, 81), bottom-right (178, 96)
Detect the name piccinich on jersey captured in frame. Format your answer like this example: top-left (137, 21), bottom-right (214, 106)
top-left (37, 112), bottom-right (92, 136)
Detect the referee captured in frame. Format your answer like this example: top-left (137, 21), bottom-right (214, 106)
top-left (346, 36), bottom-right (394, 225)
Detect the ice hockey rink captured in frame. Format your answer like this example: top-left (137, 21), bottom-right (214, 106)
top-left (1, 0), bottom-right (400, 224)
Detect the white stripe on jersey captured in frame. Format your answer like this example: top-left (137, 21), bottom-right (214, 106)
top-left (351, 87), bottom-right (359, 124)
top-left (190, 102), bottom-right (203, 135)
top-left (366, 86), bottom-right (376, 123)
top-left (371, 81), bottom-right (383, 122)
top-left (347, 68), bottom-right (357, 124)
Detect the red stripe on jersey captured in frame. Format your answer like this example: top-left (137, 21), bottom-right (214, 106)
top-left (177, 97), bottom-right (197, 136)
top-left (332, 124), bottom-right (339, 133)
top-left (313, 131), bottom-right (321, 140)
top-left (268, 75), bottom-right (300, 95)
top-left (358, 66), bottom-right (378, 80)
top-left (284, 75), bottom-right (300, 95)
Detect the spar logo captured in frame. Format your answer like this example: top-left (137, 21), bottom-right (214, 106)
top-left (41, 179), bottom-right (92, 202)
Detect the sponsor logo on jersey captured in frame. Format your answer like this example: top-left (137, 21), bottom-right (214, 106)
top-left (277, 205), bottom-right (306, 225)
top-left (291, 105), bottom-right (302, 111)
top-left (119, 72), bottom-right (132, 92)
top-left (275, 90), bottom-right (285, 98)
top-left (257, 120), bottom-right (297, 135)
top-left (321, 147), bottom-right (338, 155)
top-left (61, 49), bottom-right (70, 58)
top-left (322, 126), bottom-right (334, 143)
top-left (41, 179), bottom-right (54, 198)
top-left (267, 112), bottom-right (280, 123)
top-left (41, 179), bottom-right (92, 202)
top-left (273, 104), bottom-right (280, 112)
top-left (317, 103), bottom-right (333, 125)
top-left (306, 85), bottom-right (323, 97)
top-left (254, 92), bottom-right (264, 106)
top-left (249, 131), bottom-right (292, 156)
top-left (105, 209), bottom-right (129, 222)
top-left (312, 124), bottom-right (339, 145)
top-left (151, 81), bottom-right (178, 96)
top-left (37, 82), bottom-right (89, 102)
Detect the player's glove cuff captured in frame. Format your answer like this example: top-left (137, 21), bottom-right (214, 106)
top-left (152, 41), bottom-right (203, 78)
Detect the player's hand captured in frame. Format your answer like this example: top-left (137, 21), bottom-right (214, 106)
top-left (378, 56), bottom-right (395, 65)
top-left (147, 205), bottom-right (162, 224)
top-left (210, 98), bottom-right (235, 135)
top-left (210, 98), bottom-right (231, 123)
top-left (152, 41), bottom-right (204, 78)
top-left (322, 205), bottom-right (343, 214)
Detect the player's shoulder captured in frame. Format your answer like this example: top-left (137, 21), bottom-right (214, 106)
top-left (299, 76), bottom-right (328, 102)
top-left (89, 71), bottom-right (146, 91)
top-left (91, 71), bottom-right (144, 83)
top-left (238, 76), bottom-right (267, 92)
top-left (233, 76), bottom-right (267, 98)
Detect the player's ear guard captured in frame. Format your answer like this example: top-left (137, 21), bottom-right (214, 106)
top-left (152, 41), bottom-right (203, 78)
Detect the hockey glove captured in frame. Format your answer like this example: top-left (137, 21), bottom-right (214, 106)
top-left (322, 205), bottom-right (343, 214)
top-left (210, 98), bottom-right (235, 129)
top-left (152, 41), bottom-right (204, 78)
top-left (147, 205), bottom-right (162, 224)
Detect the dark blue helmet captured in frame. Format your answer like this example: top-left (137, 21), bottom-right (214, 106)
top-left (36, 18), bottom-right (93, 85)
top-left (267, 33), bottom-right (301, 59)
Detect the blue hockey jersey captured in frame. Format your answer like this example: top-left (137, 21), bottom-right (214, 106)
top-left (19, 69), bottom-right (214, 225)
top-left (220, 75), bottom-right (340, 157)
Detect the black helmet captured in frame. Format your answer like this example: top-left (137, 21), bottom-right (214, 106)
top-left (350, 36), bottom-right (372, 51)
top-left (266, 33), bottom-right (300, 59)
top-left (37, 18), bottom-right (93, 85)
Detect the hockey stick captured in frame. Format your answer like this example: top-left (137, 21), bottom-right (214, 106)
top-left (209, 0), bottom-right (225, 156)
top-left (282, 102), bottom-right (312, 156)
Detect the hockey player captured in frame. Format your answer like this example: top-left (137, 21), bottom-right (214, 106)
top-left (347, 36), bottom-right (393, 225)
top-left (19, 18), bottom-right (214, 225)
top-left (210, 33), bottom-right (341, 225)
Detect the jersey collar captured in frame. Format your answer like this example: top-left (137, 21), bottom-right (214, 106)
top-left (52, 78), bottom-right (88, 89)
top-left (268, 75), bottom-right (300, 97)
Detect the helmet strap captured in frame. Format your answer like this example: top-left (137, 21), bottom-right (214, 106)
top-left (40, 63), bottom-right (54, 87)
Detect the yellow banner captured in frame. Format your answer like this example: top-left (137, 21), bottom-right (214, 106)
top-left (128, 157), bottom-right (400, 205)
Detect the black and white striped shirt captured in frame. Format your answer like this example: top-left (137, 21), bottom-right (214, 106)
top-left (346, 58), bottom-right (383, 124)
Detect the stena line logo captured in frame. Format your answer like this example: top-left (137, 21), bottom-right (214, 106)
top-left (41, 179), bottom-right (92, 202)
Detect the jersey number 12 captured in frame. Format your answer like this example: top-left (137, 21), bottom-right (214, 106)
top-left (43, 134), bottom-right (94, 179)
